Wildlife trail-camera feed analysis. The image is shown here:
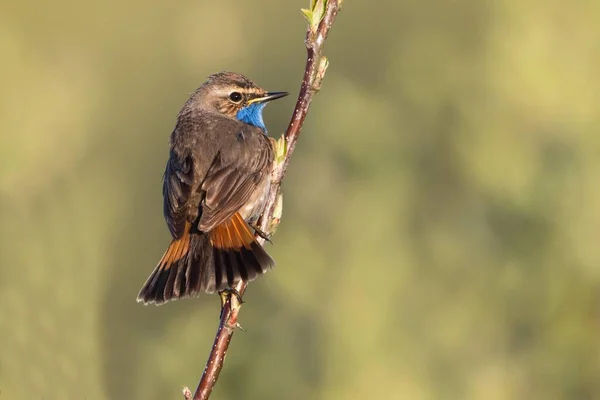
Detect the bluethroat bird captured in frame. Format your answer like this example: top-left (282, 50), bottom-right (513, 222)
top-left (137, 72), bottom-right (288, 305)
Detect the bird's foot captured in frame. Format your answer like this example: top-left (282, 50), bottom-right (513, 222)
top-left (218, 288), bottom-right (246, 331)
top-left (219, 288), bottom-right (244, 317)
top-left (249, 223), bottom-right (272, 244)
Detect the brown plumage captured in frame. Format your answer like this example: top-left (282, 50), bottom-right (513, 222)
top-left (137, 72), bottom-right (288, 305)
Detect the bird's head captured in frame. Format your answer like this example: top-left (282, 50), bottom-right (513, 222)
top-left (192, 72), bottom-right (288, 132)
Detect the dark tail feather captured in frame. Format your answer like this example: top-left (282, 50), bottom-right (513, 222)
top-left (137, 213), bottom-right (274, 305)
top-left (136, 222), bottom-right (194, 305)
top-left (206, 212), bottom-right (274, 293)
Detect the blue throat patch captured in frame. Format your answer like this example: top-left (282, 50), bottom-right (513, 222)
top-left (236, 103), bottom-right (268, 132)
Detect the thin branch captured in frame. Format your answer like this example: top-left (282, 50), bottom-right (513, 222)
top-left (190, 2), bottom-right (342, 399)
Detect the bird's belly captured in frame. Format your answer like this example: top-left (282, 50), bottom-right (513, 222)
top-left (239, 176), bottom-right (271, 224)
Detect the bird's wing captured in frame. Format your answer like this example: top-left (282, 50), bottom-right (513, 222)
top-left (162, 150), bottom-right (197, 239)
top-left (197, 127), bottom-right (273, 232)
top-left (162, 116), bottom-right (273, 237)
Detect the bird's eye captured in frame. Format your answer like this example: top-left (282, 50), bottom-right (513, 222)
top-left (229, 92), bottom-right (243, 103)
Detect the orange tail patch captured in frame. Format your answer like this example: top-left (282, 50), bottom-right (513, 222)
top-left (208, 212), bottom-right (274, 291)
top-left (210, 212), bottom-right (255, 250)
top-left (136, 222), bottom-right (192, 304)
top-left (158, 222), bottom-right (191, 271)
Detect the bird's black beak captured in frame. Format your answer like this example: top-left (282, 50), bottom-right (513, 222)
top-left (247, 91), bottom-right (289, 104)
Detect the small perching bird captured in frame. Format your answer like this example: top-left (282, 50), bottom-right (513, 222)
top-left (137, 72), bottom-right (288, 305)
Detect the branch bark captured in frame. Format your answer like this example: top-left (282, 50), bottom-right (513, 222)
top-left (187, 2), bottom-right (342, 399)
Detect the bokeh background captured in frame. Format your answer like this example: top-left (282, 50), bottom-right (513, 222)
top-left (1, 0), bottom-right (599, 399)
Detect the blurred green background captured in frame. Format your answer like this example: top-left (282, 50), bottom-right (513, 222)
top-left (1, 0), bottom-right (599, 399)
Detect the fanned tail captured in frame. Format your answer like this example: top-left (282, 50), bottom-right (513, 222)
top-left (137, 213), bottom-right (274, 305)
